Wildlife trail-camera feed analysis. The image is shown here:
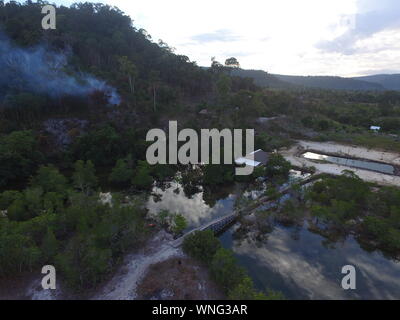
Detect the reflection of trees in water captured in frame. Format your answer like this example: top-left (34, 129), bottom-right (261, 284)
top-left (232, 199), bottom-right (308, 246)
top-left (151, 181), bottom-right (173, 202)
top-left (182, 184), bottom-right (201, 199)
top-left (153, 180), bottom-right (172, 192)
top-left (233, 211), bottom-right (274, 246)
top-left (180, 167), bottom-right (203, 199)
top-left (289, 225), bottom-right (302, 241)
top-left (307, 220), bottom-right (348, 248)
top-left (202, 186), bottom-right (232, 208)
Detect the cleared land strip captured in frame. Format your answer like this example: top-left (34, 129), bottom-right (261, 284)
top-left (281, 140), bottom-right (400, 187)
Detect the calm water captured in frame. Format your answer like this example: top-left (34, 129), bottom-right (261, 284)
top-left (146, 181), bottom-right (238, 232)
top-left (303, 152), bottom-right (395, 175)
top-left (147, 180), bottom-right (400, 300)
top-left (220, 225), bottom-right (400, 300)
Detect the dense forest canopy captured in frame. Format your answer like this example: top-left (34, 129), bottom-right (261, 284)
top-left (0, 0), bottom-right (212, 96)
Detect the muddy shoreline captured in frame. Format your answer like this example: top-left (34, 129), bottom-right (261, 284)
top-left (281, 140), bottom-right (400, 186)
top-left (299, 148), bottom-right (400, 176)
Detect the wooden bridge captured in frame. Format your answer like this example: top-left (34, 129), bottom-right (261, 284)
top-left (171, 174), bottom-right (318, 248)
top-left (171, 212), bottom-right (239, 247)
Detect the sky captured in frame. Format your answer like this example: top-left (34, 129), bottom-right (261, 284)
top-left (51, 0), bottom-right (400, 76)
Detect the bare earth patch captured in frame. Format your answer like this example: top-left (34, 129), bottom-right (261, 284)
top-left (281, 140), bottom-right (400, 187)
top-left (93, 230), bottom-right (182, 300)
top-left (136, 257), bottom-right (224, 300)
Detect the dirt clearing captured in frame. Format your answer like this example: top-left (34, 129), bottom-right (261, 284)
top-left (281, 140), bottom-right (400, 187)
top-left (136, 257), bottom-right (223, 300)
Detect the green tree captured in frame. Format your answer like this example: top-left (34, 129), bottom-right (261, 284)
top-left (157, 209), bottom-right (170, 226)
top-left (182, 230), bottom-right (221, 265)
top-left (265, 153), bottom-right (291, 179)
top-left (43, 192), bottom-right (64, 213)
top-left (0, 130), bottom-right (43, 186)
top-left (203, 164), bottom-right (234, 185)
top-left (149, 70), bottom-right (161, 112)
top-left (24, 187), bottom-right (43, 215)
top-left (210, 247), bottom-right (246, 293)
top-left (0, 191), bottom-right (21, 210)
top-left (41, 228), bottom-right (59, 261)
top-left (31, 165), bottom-right (68, 194)
top-left (171, 214), bottom-right (187, 235)
top-left (216, 73), bottom-right (232, 106)
top-left (72, 160), bottom-right (98, 195)
top-left (109, 158), bottom-right (134, 185)
top-left (117, 56), bottom-right (138, 94)
top-left (211, 57), bottom-right (224, 73)
top-left (70, 125), bottom-right (122, 167)
top-left (228, 275), bottom-right (284, 300)
top-left (131, 161), bottom-right (153, 189)
top-left (7, 197), bottom-right (28, 221)
top-left (225, 57), bottom-right (240, 68)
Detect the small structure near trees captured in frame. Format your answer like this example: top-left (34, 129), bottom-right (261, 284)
top-left (370, 126), bottom-right (381, 132)
top-left (235, 149), bottom-right (269, 168)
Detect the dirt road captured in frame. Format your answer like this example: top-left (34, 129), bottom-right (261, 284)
top-left (93, 231), bottom-right (183, 300)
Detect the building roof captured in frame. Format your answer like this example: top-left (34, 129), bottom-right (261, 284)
top-left (234, 157), bottom-right (261, 167)
top-left (235, 149), bottom-right (268, 167)
top-left (251, 149), bottom-right (269, 165)
top-left (370, 126), bottom-right (381, 130)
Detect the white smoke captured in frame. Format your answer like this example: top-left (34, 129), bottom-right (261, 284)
top-left (0, 34), bottom-right (121, 105)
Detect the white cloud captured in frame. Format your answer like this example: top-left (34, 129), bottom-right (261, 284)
top-left (53, 0), bottom-right (400, 76)
top-left (317, 0), bottom-right (400, 54)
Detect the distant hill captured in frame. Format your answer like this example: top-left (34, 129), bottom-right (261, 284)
top-left (352, 74), bottom-right (400, 91)
top-left (230, 69), bottom-right (296, 89)
top-left (232, 68), bottom-right (397, 91)
top-left (274, 74), bottom-right (385, 91)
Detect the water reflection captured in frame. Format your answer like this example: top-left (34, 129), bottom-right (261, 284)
top-left (147, 176), bottom-right (400, 300)
top-left (146, 181), bottom-right (237, 231)
top-left (303, 152), bottom-right (395, 175)
top-left (220, 224), bottom-right (400, 300)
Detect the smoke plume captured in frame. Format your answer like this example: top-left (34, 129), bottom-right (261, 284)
top-left (0, 34), bottom-right (121, 105)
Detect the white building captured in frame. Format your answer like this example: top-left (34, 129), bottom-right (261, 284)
top-left (235, 149), bottom-right (269, 167)
top-left (370, 126), bottom-right (381, 132)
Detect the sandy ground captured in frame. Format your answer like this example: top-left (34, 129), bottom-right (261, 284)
top-left (294, 140), bottom-right (400, 165)
top-left (7, 231), bottom-right (180, 300)
top-left (136, 257), bottom-right (223, 300)
top-left (281, 140), bottom-right (400, 187)
top-left (1, 230), bottom-right (217, 300)
top-left (26, 278), bottom-right (65, 300)
top-left (93, 230), bottom-right (184, 300)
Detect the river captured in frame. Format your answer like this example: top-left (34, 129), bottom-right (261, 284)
top-left (146, 177), bottom-right (400, 300)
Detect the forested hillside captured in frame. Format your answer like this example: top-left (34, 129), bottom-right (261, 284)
top-left (274, 74), bottom-right (385, 91)
top-left (230, 69), bottom-right (296, 89)
top-left (0, 1), bottom-right (215, 124)
top-left (353, 74), bottom-right (400, 91)
top-left (0, 1), bottom-right (263, 292)
top-left (232, 68), bottom-right (388, 91)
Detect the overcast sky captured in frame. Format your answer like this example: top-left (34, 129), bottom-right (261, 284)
top-left (54, 0), bottom-right (400, 77)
